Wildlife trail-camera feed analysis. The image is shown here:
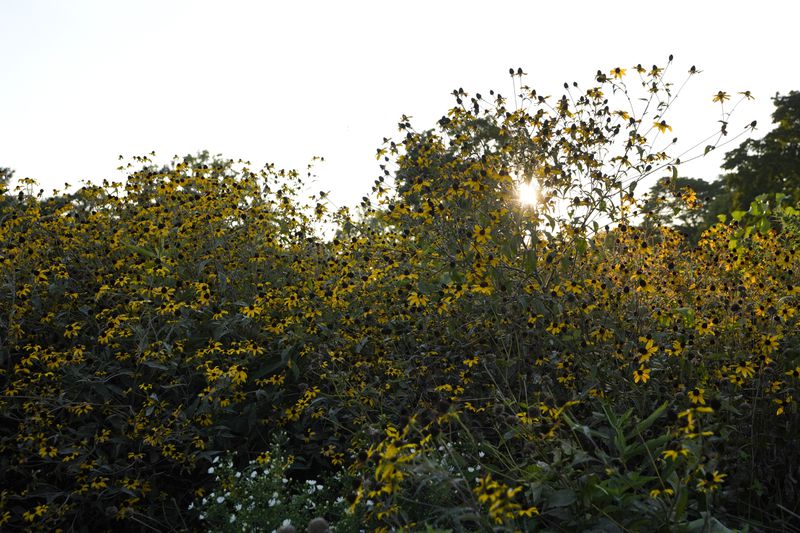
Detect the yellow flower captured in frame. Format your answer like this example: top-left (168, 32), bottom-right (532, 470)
top-left (240, 304), bottom-right (262, 318)
top-left (463, 356), bottom-right (479, 368)
top-left (518, 506), bottom-right (539, 517)
top-left (697, 470), bottom-right (726, 492)
top-left (735, 361), bottom-right (756, 379)
top-left (471, 279), bottom-right (493, 295)
top-left (228, 364), bottom-right (248, 385)
top-left (256, 451), bottom-right (271, 465)
top-left (687, 387), bottom-right (706, 405)
top-left (654, 120), bottom-right (672, 133)
top-left (472, 225), bottom-right (491, 244)
top-left (650, 488), bottom-right (674, 498)
top-left (662, 444), bottom-right (689, 461)
top-left (633, 365), bottom-right (650, 383)
top-left (638, 337), bottom-right (658, 363)
top-left (64, 322), bottom-right (82, 339)
top-left (712, 91), bottom-right (730, 103)
top-left (407, 291), bottom-right (428, 308)
top-left (610, 67), bottom-right (627, 79)
top-left (527, 314), bottom-right (543, 327)
top-left (633, 366), bottom-right (651, 384)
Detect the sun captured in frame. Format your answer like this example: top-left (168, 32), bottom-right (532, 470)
top-left (517, 179), bottom-right (540, 206)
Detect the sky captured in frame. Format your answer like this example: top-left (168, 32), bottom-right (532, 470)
top-left (1, 0), bottom-right (798, 210)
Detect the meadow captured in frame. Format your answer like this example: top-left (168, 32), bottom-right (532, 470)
top-left (1, 63), bottom-right (799, 532)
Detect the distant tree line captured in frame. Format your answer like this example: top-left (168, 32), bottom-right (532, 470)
top-left (644, 91), bottom-right (800, 241)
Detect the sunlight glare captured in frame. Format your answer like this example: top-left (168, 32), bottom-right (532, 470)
top-left (517, 180), bottom-right (539, 207)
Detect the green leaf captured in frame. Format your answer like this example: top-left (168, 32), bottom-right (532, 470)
top-left (626, 401), bottom-right (668, 441)
top-left (674, 487), bottom-right (689, 520)
top-left (125, 244), bottom-right (157, 258)
top-left (624, 433), bottom-right (671, 461)
top-left (731, 210), bottom-right (746, 222)
top-left (575, 236), bottom-right (587, 255)
top-left (547, 488), bottom-right (577, 507)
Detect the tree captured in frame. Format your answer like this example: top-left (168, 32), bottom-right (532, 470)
top-left (722, 91), bottom-right (800, 210)
top-left (0, 167), bottom-right (18, 216)
top-left (642, 176), bottom-right (728, 241)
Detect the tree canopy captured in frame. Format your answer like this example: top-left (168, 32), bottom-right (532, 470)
top-left (722, 91), bottom-right (800, 209)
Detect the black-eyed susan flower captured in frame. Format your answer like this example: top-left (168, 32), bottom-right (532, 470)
top-left (638, 336), bottom-right (658, 363)
top-left (697, 470), bottom-right (726, 492)
top-left (610, 67), bottom-right (626, 79)
top-left (472, 225), bottom-right (491, 244)
top-left (687, 387), bottom-right (706, 405)
top-left (654, 120), bottom-right (672, 133)
top-left (712, 91), bottom-right (730, 103)
top-left (64, 322), bottom-right (82, 339)
top-left (633, 366), bottom-right (651, 384)
top-left (662, 441), bottom-right (690, 461)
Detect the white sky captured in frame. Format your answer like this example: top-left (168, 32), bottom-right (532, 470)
top-left (1, 0), bottom-right (798, 209)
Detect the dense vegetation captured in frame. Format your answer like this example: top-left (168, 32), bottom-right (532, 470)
top-left (1, 62), bottom-right (799, 532)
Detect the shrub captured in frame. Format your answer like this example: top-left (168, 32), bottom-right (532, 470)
top-left (1, 63), bottom-right (798, 531)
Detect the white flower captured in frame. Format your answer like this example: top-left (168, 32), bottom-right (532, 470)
top-left (234, 503), bottom-right (242, 511)
top-left (251, 471), bottom-right (258, 478)
top-left (478, 451), bottom-right (485, 458)
top-left (207, 467), bottom-right (215, 474)
top-left (216, 496), bottom-right (225, 504)
top-left (235, 471), bottom-right (241, 478)
top-left (229, 515), bottom-right (236, 523)
top-left (282, 519), bottom-right (292, 527)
